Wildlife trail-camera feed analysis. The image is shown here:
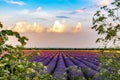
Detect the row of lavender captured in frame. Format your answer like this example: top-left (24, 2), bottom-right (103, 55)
top-left (30, 50), bottom-right (101, 80)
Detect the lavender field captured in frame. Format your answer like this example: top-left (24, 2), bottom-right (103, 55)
top-left (29, 50), bottom-right (101, 80)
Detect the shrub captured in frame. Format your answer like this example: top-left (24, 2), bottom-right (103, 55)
top-left (0, 22), bottom-right (53, 80)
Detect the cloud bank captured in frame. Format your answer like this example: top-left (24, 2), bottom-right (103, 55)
top-left (7, 21), bottom-right (83, 33)
top-left (8, 22), bottom-right (44, 33)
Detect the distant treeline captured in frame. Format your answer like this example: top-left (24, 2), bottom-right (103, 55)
top-left (25, 48), bottom-right (120, 50)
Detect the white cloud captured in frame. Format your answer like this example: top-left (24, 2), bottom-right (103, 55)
top-left (58, 8), bottom-right (85, 14)
top-left (31, 11), bottom-right (53, 20)
top-left (97, 0), bottom-right (110, 6)
top-left (47, 20), bottom-right (66, 33)
top-left (36, 7), bottom-right (42, 12)
top-left (6, 21), bottom-right (83, 33)
top-left (72, 22), bottom-right (82, 32)
top-left (47, 21), bottom-right (82, 33)
top-left (5, 0), bottom-right (25, 6)
top-left (19, 9), bottom-right (29, 15)
top-left (0, 15), bottom-right (12, 19)
top-left (8, 22), bottom-right (44, 33)
top-left (19, 7), bottom-right (54, 20)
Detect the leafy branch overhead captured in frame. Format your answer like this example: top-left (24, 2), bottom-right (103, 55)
top-left (0, 23), bottom-right (53, 80)
top-left (0, 22), bottom-right (28, 53)
top-left (92, 0), bottom-right (120, 46)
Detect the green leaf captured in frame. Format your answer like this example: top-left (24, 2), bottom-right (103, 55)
top-left (92, 0), bottom-right (120, 47)
top-left (0, 36), bottom-right (5, 45)
top-left (0, 63), bottom-right (5, 67)
top-left (96, 25), bottom-right (105, 34)
top-left (13, 32), bottom-right (20, 38)
top-left (94, 11), bottom-right (100, 16)
top-left (98, 16), bottom-right (106, 21)
top-left (0, 22), bottom-right (3, 28)
top-left (92, 25), bottom-right (97, 29)
top-left (18, 36), bottom-right (28, 46)
top-left (115, 24), bottom-right (120, 31)
top-left (101, 6), bottom-right (107, 9)
top-left (4, 30), bottom-right (13, 35)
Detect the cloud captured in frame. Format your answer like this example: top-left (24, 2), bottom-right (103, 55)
top-left (8, 22), bottom-right (44, 33)
top-left (75, 8), bottom-right (85, 13)
top-left (97, 0), bottom-right (110, 6)
top-left (47, 20), bottom-right (66, 33)
top-left (72, 22), bottom-right (82, 32)
top-left (31, 11), bottom-right (53, 20)
top-left (59, 8), bottom-right (85, 14)
top-left (56, 16), bottom-right (70, 19)
top-left (6, 21), bottom-right (83, 33)
top-left (19, 9), bottom-right (29, 15)
top-left (5, 0), bottom-right (25, 6)
top-left (19, 7), bottom-right (54, 20)
top-left (36, 7), bottom-right (42, 12)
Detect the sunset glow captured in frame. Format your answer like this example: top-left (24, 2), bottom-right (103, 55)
top-left (0, 0), bottom-right (113, 48)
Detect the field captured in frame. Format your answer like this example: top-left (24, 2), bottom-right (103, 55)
top-left (24, 50), bottom-right (102, 80)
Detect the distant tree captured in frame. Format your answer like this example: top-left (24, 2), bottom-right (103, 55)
top-left (92, 0), bottom-right (120, 48)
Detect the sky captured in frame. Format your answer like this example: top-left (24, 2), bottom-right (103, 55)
top-left (0, 0), bottom-right (112, 48)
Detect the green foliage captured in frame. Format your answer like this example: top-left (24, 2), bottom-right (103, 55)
top-left (92, 0), bottom-right (120, 79)
top-left (92, 0), bottom-right (120, 47)
top-left (0, 22), bottom-right (3, 28)
top-left (0, 23), bottom-right (28, 54)
top-left (94, 52), bottom-right (120, 80)
top-left (0, 22), bottom-right (54, 80)
top-left (0, 53), bottom-right (54, 80)
top-left (66, 66), bottom-right (86, 80)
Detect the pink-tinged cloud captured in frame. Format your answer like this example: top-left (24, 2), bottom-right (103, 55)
top-left (97, 0), bottom-right (110, 6)
top-left (75, 8), bottom-right (86, 13)
top-left (72, 22), bottom-right (82, 32)
top-left (19, 30), bottom-right (99, 48)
